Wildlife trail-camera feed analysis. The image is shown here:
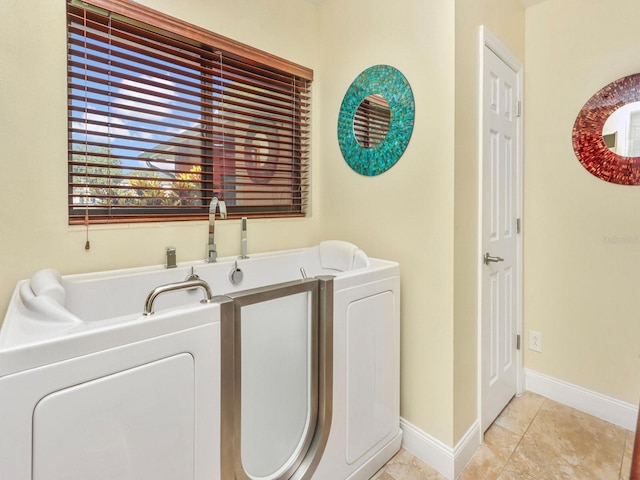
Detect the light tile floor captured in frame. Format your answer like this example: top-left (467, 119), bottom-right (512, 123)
top-left (372, 391), bottom-right (634, 480)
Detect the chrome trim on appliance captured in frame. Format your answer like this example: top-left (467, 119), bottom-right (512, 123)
top-left (291, 275), bottom-right (334, 480)
top-left (219, 276), bottom-right (334, 480)
top-left (142, 279), bottom-right (213, 316)
top-left (219, 295), bottom-right (237, 480)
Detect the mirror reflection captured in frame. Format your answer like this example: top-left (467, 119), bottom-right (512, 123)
top-left (353, 94), bottom-right (391, 149)
top-left (602, 101), bottom-right (640, 157)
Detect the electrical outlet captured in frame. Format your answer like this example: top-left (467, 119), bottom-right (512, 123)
top-left (529, 330), bottom-right (542, 352)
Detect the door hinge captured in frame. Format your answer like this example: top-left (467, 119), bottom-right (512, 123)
top-left (516, 334), bottom-right (521, 350)
top-left (516, 100), bottom-right (522, 118)
top-left (516, 218), bottom-right (521, 234)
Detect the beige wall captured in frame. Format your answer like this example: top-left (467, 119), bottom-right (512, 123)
top-left (314, 0), bottom-right (525, 447)
top-left (0, 0), bottom-right (322, 316)
top-left (14, 0), bottom-right (636, 458)
top-left (317, 0), bottom-right (457, 446)
top-left (0, 0), bottom-right (530, 451)
top-left (453, 0), bottom-right (525, 442)
top-left (524, 0), bottom-right (640, 404)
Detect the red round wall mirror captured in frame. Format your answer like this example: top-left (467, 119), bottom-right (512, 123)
top-left (572, 73), bottom-right (640, 185)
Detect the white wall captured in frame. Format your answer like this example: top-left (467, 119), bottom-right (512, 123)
top-left (524, 0), bottom-right (640, 405)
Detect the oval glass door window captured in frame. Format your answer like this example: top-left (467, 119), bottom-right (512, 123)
top-left (241, 292), bottom-right (314, 479)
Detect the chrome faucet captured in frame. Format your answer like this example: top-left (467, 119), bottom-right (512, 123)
top-left (207, 196), bottom-right (227, 263)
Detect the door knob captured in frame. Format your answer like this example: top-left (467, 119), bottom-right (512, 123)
top-left (484, 252), bottom-right (504, 265)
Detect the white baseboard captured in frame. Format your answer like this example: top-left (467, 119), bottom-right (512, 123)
top-left (400, 371), bottom-right (637, 478)
top-left (453, 420), bottom-right (482, 476)
top-left (399, 418), bottom-right (480, 480)
top-left (525, 369), bottom-right (638, 431)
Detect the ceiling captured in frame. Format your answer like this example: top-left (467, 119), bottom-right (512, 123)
top-left (302, 0), bottom-right (546, 7)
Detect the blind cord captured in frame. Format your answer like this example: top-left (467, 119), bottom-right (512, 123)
top-left (83, 9), bottom-right (91, 250)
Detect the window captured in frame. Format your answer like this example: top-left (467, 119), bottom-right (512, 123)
top-left (67, 0), bottom-right (312, 224)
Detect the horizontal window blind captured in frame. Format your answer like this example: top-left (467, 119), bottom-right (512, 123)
top-left (67, 0), bottom-right (312, 224)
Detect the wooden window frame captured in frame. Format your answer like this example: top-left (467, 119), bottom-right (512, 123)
top-left (67, 0), bottom-right (312, 225)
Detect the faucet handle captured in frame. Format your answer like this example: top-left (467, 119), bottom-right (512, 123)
top-left (185, 266), bottom-right (200, 281)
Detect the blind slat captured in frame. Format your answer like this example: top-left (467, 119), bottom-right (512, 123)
top-left (68, 0), bottom-right (313, 81)
top-left (68, 0), bottom-right (311, 224)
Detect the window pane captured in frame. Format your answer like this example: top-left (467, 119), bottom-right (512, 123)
top-left (68, 1), bottom-right (310, 223)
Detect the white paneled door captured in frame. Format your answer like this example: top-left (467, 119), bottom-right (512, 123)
top-left (480, 34), bottom-right (522, 432)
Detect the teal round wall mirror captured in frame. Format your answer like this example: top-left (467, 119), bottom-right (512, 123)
top-left (338, 65), bottom-right (415, 176)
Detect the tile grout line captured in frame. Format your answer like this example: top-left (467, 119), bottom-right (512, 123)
top-left (619, 432), bottom-right (631, 480)
top-left (494, 396), bottom-right (547, 480)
